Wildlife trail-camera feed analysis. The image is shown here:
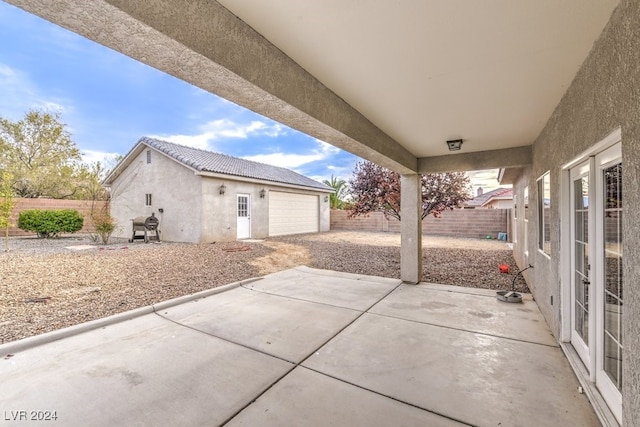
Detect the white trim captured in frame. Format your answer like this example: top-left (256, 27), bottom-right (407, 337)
top-left (536, 171), bottom-right (551, 258)
top-left (587, 156), bottom-right (597, 381)
top-left (560, 167), bottom-right (572, 343)
top-left (568, 159), bottom-right (593, 373)
top-left (236, 193), bottom-right (251, 239)
top-left (523, 186), bottom-right (529, 261)
top-left (594, 143), bottom-right (623, 424)
top-left (197, 171), bottom-right (333, 193)
top-left (561, 128), bottom-right (622, 170)
top-left (561, 133), bottom-right (623, 425)
top-left (560, 343), bottom-right (621, 427)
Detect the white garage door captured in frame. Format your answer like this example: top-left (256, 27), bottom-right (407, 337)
top-left (269, 191), bottom-right (319, 236)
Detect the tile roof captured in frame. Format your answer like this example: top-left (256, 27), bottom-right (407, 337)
top-left (137, 137), bottom-right (332, 191)
top-left (465, 187), bottom-right (513, 207)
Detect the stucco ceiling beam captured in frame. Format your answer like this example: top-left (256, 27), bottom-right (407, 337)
top-left (418, 146), bottom-right (532, 173)
top-left (5, 0), bottom-right (418, 174)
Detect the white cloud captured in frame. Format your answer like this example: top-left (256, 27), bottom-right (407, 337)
top-left (467, 169), bottom-right (507, 192)
top-left (316, 139), bottom-right (341, 155)
top-left (325, 164), bottom-right (355, 179)
top-left (0, 63), bottom-right (72, 119)
top-left (150, 133), bottom-right (212, 150)
top-left (81, 149), bottom-right (121, 165)
top-left (0, 64), bottom-right (35, 117)
top-left (151, 118), bottom-right (287, 150)
top-left (36, 101), bottom-right (66, 112)
top-left (264, 123), bottom-right (287, 137)
top-left (242, 137), bottom-right (346, 170)
top-left (243, 152), bottom-right (325, 169)
top-left (0, 63), bottom-right (17, 79)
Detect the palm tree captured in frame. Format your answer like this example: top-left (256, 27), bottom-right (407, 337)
top-left (323, 175), bottom-right (348, 209)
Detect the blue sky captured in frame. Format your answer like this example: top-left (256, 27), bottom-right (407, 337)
top-left (0, 2), bottom-right (500, 192)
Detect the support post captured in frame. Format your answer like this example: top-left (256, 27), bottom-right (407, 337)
top-left (400, 174), bottom-right (422, 284)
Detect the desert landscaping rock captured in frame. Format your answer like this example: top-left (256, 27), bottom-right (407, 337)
top-left (1, 231), bottom-right (526, 344)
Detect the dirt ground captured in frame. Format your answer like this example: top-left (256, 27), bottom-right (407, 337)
top-left (0, 231), bottom-right (522, 344)
top-left (250, 240), bottom-right (312, 275)
top-left (300, 231), bottom-right (509, 250)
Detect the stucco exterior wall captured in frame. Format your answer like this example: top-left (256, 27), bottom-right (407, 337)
top-left (510, 166), bottom-right (532, 284)
top-left (511, 0), bottom-right (639, 423)
top-left (484, 199), bottom-right (513, 209)
top-left (110, 147), bottom-right (330, 243)
top-left (109, 148), bottom-right (203, 243)
top-left (200, 178), bottom-right (267, 242)
top-left (200, 178), bottom-right (329, 242)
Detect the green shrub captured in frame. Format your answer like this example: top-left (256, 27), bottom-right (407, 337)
top-left (17, 209), bottom-right (84, 238)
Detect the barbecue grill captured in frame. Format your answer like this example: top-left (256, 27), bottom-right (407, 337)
top-left (129, 213), bottom-right (161, 243)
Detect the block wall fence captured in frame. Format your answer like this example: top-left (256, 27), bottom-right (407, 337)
top-left (7, 198), bottom-right (108, 237)
top-left (7, 200), bottom-right (511, 240)
top-left (330, 208), bottom-right (512, 241)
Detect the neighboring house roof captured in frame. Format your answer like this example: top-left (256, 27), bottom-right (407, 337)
top-left (104, 137), bottom-right (332, 192)
top-left (464, 187), bottom-right (513, 207)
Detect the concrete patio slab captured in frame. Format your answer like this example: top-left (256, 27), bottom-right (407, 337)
top-left (422, 282), bottom-right (533, 299)
top-left (0, 314), bottom-right (292, 427)
top-left (371, 283), bottom-right (557, 346)
top-left (227, 366), bottom-right (467, 427)
top-left (244, 266), bottom-right (401, 310)
top-left (303, 313), bottom-right (599, 427)
top-left (0, 267), bottom-right (599, 427)
top-left (157, 285), bottom-right (360, 363)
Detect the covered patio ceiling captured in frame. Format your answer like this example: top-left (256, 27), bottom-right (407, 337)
top-left (217, 0), bottom-right (618, 158)
top-left (5, 0), bottom-right (619, 173)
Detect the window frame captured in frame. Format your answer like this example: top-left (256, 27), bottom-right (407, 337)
top-left (537, 172), bottom-right (551, 256)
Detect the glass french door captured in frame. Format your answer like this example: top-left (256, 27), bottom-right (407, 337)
top-left (594, 145), bottom-right (622, 423)
top-left (570, 161), bottom-right (592, 367)
top-left (569, 142), bottom-right (622, 423)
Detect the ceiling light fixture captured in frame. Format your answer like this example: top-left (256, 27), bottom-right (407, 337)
top-left (446, 139), bottom-right (463, 151)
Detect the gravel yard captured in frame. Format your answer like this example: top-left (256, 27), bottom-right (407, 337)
top-left (1, 231), bottom-right (526, 344)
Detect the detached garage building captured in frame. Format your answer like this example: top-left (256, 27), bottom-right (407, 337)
top-left (103, 137), bottom-right (332, 243)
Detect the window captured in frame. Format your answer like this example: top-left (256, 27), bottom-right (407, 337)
top-left (513, 194), bottom-right (518, 243)
top-left (145, 193), bottom-right (152, 206)
top-left (524, 187), bottom-right (529, 259)
top-left (538, 172), bottom-right (551, 255)
top-left (146, 150), bottom-right (151, 164)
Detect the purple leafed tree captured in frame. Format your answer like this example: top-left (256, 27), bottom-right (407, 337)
top-left (348, 160), bottom-right (472, 221)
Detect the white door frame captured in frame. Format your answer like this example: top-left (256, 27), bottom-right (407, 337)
top-left (568, 159), bottom-right (594, 372)
top-left (236, 193), bottom-right (251, 239)
top-left (561, 128), bottom-right (622, 423)
top-left (593, 143), bottom-right (622, 423)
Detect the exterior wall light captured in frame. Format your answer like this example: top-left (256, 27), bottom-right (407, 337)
top-left (324, 195), bottom-right (329, 202)
top-left (259, 189), bottom-right (266, 198)
top-left (219, 184), bottom-right (226, 195)
top-left (447, 139), bottom-right (463, 151)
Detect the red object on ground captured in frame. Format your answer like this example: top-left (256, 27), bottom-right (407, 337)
top-left (499, 264), bottom-right (509, 273)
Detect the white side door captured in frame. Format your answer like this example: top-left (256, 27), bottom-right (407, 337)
top-left (237, 194), bottom-right (251, 239)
